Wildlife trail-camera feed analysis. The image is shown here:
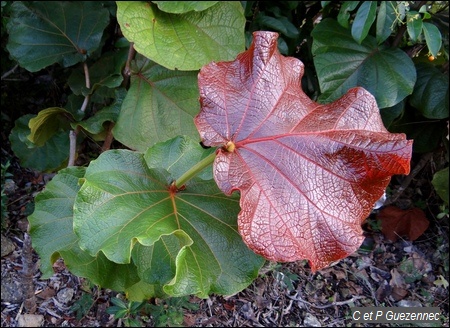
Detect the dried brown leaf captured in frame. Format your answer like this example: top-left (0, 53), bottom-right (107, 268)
top-left (377, 206), bottom-right (429, 242)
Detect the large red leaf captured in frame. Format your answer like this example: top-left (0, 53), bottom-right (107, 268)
top-left (194, 31), bottom-right (413, 271)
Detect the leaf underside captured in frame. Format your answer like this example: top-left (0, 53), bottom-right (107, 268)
top-left (195, 31), bottom-right (413, 271)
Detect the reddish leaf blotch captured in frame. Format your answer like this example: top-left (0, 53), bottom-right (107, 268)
top-left (377, 206), bottom-right (429, 242)
top-left (195, 31), bottom-right (413, 271)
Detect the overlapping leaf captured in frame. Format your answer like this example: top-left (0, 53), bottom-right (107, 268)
top-left (195, 31), bottom-right (413, 271)
top-left (27, 167), bottom-right (141, 294)
top-left (116, 1), bottom-right (245, 70)
top-left (112, 56), bottom-right (200, 151)
top-left (410, 63), bottom-right (449, 119)
top-left (9, 115), bottom-right (70, 172)
top-left (312, 19), bottom-right (416, 108)
top-left (73, 137), bottom-right (264, 297)
top-left (153, 1), bottom-right (218, 14)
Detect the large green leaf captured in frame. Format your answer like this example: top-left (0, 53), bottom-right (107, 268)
top-left (409, 63), bottom-right (449, 119)
top-left (73, 144), bottom-right (264, 297)
top-left (6, 2), bottom-right (110, 72)
top-left (351, 1), bottom-right (377, 44)
top-left (312, 18), bottom-right (416, 108)
top-left (113, 56), bottom-right (200, 151)
top-left (28, 167), bottom-right (142, 292)
top-left (9, 115), bottom-right (70, 172)
top-left (153, 1), bottom-right (218, 14)
top-left (116, 1), bottom-right (245, 70)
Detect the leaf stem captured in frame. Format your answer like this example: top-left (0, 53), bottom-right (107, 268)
top-left (174, 151), bottom-right (216, 189)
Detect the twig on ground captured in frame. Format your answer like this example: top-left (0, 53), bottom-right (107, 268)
top-left (286, 292), bottom-right (364, 309)
top-left (21, 233), bottom-right (36, 314)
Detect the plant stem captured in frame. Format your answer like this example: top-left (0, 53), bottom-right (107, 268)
top-left (174, 151), bottom-right (216, 189)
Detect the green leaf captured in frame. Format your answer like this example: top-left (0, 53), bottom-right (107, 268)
top-left (256, 14), bottom-right (299, 39)
top-left (409, 63), bottom-right (449, 119)
top-left (376, 1), bottom-right (396, 44)
top-left (337, 1), bottom-right (359, 29)
top-left (432, 167), bottom-right (449, 205)
top-left (28, 167), bottom-right (142, 291)
top-left (144, 136), bottom-right (215, 181)
top-left (9, 115), bottom-right (70, 172)
top-left (113, 309), bottom-right (129, 319)
top-left (124, 280), bottom-right (157, 301)
top-left (380, 100), bottom-right (404, 129)
top-left (75, 89), bottom-right (126, 137)
top-left (312, 19), bottom-right (416, 108)
top-left (6, 2), bottom-right (110, 72)
top-left (68, 48), bottom-right (129, 98)
top-left (406, 11), bottom-right (423, 42)
top-left (153, 1), bottom-right (218, 14)
top-left (28, 167), bottom-right (86, 277)
top-left (116, 1), bottom-right (245, 70)
top-left (73, 149), bottom-right (264, 297)
top-left (112, 56), bottom-right (200, 151)
top-left (390, 114), bottom-right (444, 153)
top-left (110, 297), bottom-right (128, 309)
top-left (28, 108), bottom-right (73, 146)
top-left (61, 247), bottom-right (141, 292)
top-left (422, 22), bottom-right (442, 58)
top-left (132, 234), bottom-right (191, 286)
top-left (351, 1), bottom-right (377, 44)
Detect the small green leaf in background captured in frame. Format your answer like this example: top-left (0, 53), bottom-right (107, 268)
top-left (312, 19), bottom-right (416, 108)
top-left (422, 22), bottom-right (442, 58)
top-left (255, 14), bottom-right (299, 39)
top-left (73, 143), bottom-right (264, 298)
top-left (380, 101), bottom-right (405, 129)
top-left (406, 11), bottom-right (423, 42)
top-left (337, 1), bottom-right (359, 29)
top-left (116, 1), bottom-right (245, 70)
top-left (410, 63), bottom-right (449, 119)
top-left (28, 108), bottom-right (73, 146)
top-left (9, 115), bottom-right (70, 172)
top-left (432, 167), bottom-right (449, 205)
top-left (351, 1), bottom-right (377, 44)
top-left (75, 89), bottom-right (126, 140)
top-left (113, 56), bottom-right (201, 151)
top-left (6, 1), bottom-right (110, 72)
top-left (68, 48), bottom-right (129, 100)
top-left (376, 1), bottom-right (396, 44)
top-left (153, 1), bottom-right (218, 14)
